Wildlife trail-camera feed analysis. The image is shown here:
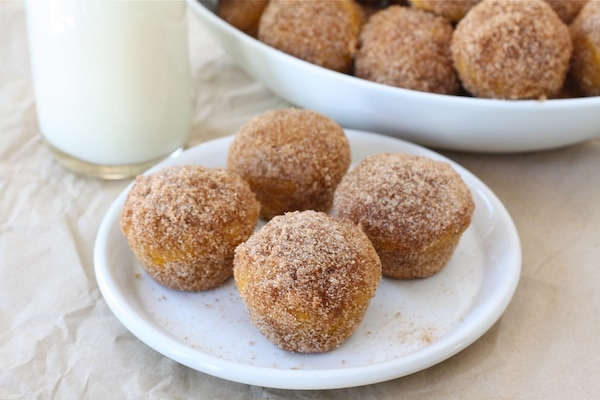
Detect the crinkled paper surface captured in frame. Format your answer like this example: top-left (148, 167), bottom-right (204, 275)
top-left (1, 1), bottom-right (600, 399)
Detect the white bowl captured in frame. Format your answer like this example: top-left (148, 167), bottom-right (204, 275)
top-left (188, 0), bottom-right (600, 153)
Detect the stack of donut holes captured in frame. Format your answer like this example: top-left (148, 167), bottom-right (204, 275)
top-left (121, 108), bottom-right (475, 353)
top-left (217, 0), bottom-right (600, 99)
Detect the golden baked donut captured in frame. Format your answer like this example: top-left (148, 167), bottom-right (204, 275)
top-left (258, 0), bottom-right (364, 72)
top-left (451, 0), bottom-right (572, 99)
top-left (216, 0), bottom-right (269, 37)
top-left (227, 108), bottom-right (351, 220)
top-left (233, 210), bottom-right (382, 353)
top-left (569, 0), bottom-right (600, 96)
top-left (120, 165), bottom-right (260, 292)
top-left (409, 0), bottom-right (481, 22)
top-left (333, 153), bottom-right (475, 280)
top-left (355, 6), bottom-right (459, 94)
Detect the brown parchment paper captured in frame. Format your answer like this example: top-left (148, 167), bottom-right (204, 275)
top-left (1, 1), bottom-right (599, 399)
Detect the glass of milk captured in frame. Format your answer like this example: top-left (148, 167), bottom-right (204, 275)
top-left (25, 0), bottom-right (192, 179)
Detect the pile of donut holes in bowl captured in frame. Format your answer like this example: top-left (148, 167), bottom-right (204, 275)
top-left (188, 0), bottom-right (600, 153)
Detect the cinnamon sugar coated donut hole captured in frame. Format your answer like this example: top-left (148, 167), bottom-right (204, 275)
top-left (333, 153), bottom-right (475, 280)
top-left (120, 166), bottom-right (260, 292)
top-left (355, 6), bottom-right (459, 94)
top-left (233, 210), bottom-right (382, 353)
top-left (216, 0), bottom-right (269, 37)
top-left (451, 0), bottom-right (573, 99)
top-left (258, 0), bottom-right (364, 72)
top-left (569, 0), bottom-right (600, 96)
top-left (409, 0), bottom-right (481, 22)
top-left (227, 108), bottom-right (351, 220)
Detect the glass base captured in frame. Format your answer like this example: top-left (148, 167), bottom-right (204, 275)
top-left (46, 141), bottom-right (185, 180)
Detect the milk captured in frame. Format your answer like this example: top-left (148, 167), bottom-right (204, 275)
top-left (25, 0), bottom-right (192, 169)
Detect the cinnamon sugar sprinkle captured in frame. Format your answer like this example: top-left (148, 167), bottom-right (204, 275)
top-left (333, 153), bottom-right (475, 279)
top-left (451, 0), bottom-right (572, 99)
top-left (227, 108), bottom-right (350, 220)
top-left (234, 210), bottom-right (381, 353)
top-left (355, 5), bottom-right (459, 94)
top-left (258, 0), bottom-right (364, 72)
top-left (120, 165), bottom-right (260, 292)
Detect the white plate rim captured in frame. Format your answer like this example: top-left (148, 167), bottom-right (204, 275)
top-left (94, 129), bottom-right (522, 390)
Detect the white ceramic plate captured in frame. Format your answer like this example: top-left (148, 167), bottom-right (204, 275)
top-left (94, 130), bottom-right (521, 390)
top-left (187, 0), bottom-right (600, 153)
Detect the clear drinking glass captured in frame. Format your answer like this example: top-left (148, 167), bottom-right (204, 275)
top-left (25, 0), bottom-right (192, 179)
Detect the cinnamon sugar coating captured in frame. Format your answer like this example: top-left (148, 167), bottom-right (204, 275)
top-left (333, 153), bottom-right (475, 279)
top-left (258, 0), bottom-right (364, 72)
top-left (409, 0), bottom-right (481, 22)
top-left (233, 210), bottom-right (382, 353)
top-left (227, 108), bottom-right (351, 220)
top-left (120, 165), bottom-right (260, 292)
top-left (569, 0), bottom-right (600, 96)
top-left (451, 0), bottom-right (573, 99)
top-left (355, 6), bottom-right (460, 94)
top-left (216, 0), bottom-right (269, 37)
